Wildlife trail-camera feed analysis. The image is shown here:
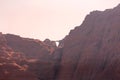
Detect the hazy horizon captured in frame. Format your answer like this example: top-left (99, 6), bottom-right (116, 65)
top-left (0, 0), bottom-right (120, 41)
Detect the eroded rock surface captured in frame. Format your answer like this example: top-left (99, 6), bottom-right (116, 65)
top-left (1, 4), bottom-right (120, 80)
top-left (56, 4), bottom-right (120, 80)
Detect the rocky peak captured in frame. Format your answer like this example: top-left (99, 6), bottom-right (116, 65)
top-left (44, 39), bottom-right (56, 48)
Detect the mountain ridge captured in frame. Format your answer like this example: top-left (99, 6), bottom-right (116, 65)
top-left (1, 3), bottom-right (120, 80)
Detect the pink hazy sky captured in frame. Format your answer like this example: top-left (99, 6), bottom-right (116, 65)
top-left (0, 0), bottom-right (120, 40)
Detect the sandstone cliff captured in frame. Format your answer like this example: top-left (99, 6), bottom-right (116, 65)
top-left (0, 33), bottom-right (38, 80)
top-left (0, 33), bottom-right (58, 80)
top-left (56, 4), bottom-right (120, 80)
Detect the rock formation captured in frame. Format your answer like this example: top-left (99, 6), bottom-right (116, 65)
top-left (5, 34), bottom-right (51, 59)
top-left (56, 4), bottom-right (120, 80)
top-left (0, 4), bottom-right (120, 80)
top-left (0, 32), bottom-right (58, 80)
top-left (4, 34), bottom-right (57, 80)
top-left (0, 33), bottom-right (38, 80)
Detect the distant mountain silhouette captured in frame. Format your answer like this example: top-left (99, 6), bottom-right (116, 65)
top-left (0, 4), bottom-right (120, 80)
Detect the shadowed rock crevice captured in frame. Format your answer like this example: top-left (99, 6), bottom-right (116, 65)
top-left (53, 48), bottom-right (63, 80)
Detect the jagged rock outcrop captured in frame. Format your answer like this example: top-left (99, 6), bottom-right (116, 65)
top-left (44, 39), bottom-right (56, 48)
top-left (56, 4), bottom-right (120, 80)
top-left (44, 39), bottom-right (57, 54)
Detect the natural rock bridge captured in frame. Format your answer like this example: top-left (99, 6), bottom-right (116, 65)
top-left (54, 40), bottom-right (64, 48)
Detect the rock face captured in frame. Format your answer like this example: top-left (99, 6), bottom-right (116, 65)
top-left (0, 33), bottom-right (38, 80)
top-left (5, 34), bottom-right (50, 59)
top-left (56, 4), bottom-right (120, 80)
top-left (0, 33), bottom-right (58, 80)
top-left (1, 4), bottom-right (120, 80)
top-left (44, 39), bottom-right (57, 54)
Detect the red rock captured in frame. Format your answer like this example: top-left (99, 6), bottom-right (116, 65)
top-left (0, 33), bottom-right (38, 80)
top-left (56, 4), bottom-right (120, 80)
top-left (2, 33), bottom-right (57, 80)
top-left (4, 34), bottom-right (51, 59)
top-left (0, 4), bottom-right (120, 80)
